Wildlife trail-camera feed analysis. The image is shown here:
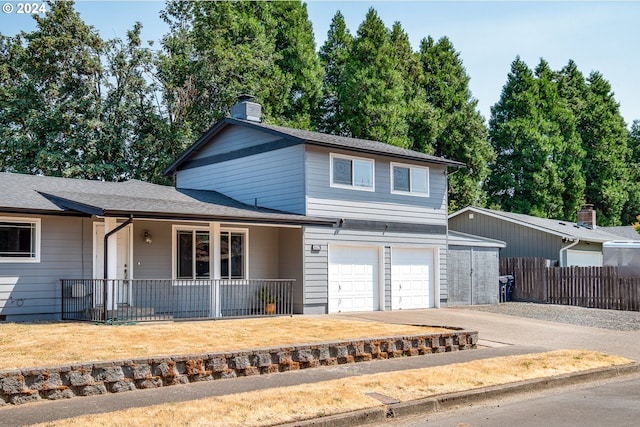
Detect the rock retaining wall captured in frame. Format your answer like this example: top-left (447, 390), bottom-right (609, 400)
top-left (0, 329), bottom-right (477, 406)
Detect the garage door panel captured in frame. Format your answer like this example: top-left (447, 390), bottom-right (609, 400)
top-left (392, 248), bottom-right (435, 310)
top-left (329, 246), bottom-right (379, 313)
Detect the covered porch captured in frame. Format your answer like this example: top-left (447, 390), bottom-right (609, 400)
top-left (61, 217), bottom-right (309, 322)
top-left (42, 185), bottom-right (335, 322)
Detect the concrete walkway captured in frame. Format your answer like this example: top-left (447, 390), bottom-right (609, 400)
top-left (1, 306), bottom-right (638, 426)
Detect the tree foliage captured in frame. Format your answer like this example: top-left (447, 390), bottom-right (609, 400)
top-left (487, 56), bottom-right (633, 225)
top-left (417, 36), bottom-right (493, 211)
top-left (340, 8), bottom-right (409, 148)
top-left (1, 1), bottom-right (637, 226)
top-left (0, 0), bottom-right (170, 182)
top-left (158, 0), bottom-right (322, 134)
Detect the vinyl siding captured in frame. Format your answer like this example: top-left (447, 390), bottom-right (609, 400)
top-left (0, 215), bottom-right (93, 321)
top-left (305, 146), bottom-right (447, 224)
top-left (302, 225), bottom-right (447, 314)
top-left (192, 125), bottom-right (282, 158)
top-left (176, 144), bottom-right (305, 214)
top-left (449, 212), bottom-right (564, 261)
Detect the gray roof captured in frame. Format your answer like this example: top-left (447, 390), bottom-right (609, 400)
top-left (0, 172), bottom-right (335, 226)
top-left (164, 118), bottom-right (465, 175)
top-left (601, 226), bottom-right (640, 241)
top-left (450, 206), bottom-right (625, 243)
top-left (448, 230), bottom-right (506, 248)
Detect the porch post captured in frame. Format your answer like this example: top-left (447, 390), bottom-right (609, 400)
top-left (105, 217), bottom-right (118, 312)
top-left (211, 222), bottom-right (221, 317)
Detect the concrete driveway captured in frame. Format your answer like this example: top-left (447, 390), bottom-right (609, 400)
top-left (335, 305), bottom-right (640, 361)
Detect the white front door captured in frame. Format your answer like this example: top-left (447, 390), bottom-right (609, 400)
top-left (94, 223), bottom-right (131, 304)
top-left (391, 248), bottom-right (435, 309)
top-left (328, 245), bottom-right (380, 313)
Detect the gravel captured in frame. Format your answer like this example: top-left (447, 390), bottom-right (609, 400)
top-left (462, 302), bottom-right (640, 331)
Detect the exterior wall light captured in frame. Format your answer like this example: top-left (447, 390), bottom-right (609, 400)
top-left (143, 230), bottom-right (152, 244)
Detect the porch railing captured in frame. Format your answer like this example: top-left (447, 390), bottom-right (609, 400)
top-left (61, 279), bottom-right (294, 323)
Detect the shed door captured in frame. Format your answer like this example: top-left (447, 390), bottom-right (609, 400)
top-left (328, 246), bottom-right (379, 313)
top-left (391, 248), bottom-right (435, 309)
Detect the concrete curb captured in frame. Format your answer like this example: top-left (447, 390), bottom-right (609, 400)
top-left (282, 362), bottom-right (640, 427)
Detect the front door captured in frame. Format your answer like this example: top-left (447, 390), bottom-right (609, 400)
top-left (94, 223), bottom-right (131, 304)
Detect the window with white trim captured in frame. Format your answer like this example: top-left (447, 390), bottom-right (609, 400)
top-left (175, 228), bottom-right (210, 279)
top-left (391, 163), bottom-right (429, 196)
top-left (330, 153), bottom-right (374, 191)
top-left (220, 230), bottom-right (247, 279)
top-left (0, 217), bottom-right (40, 262)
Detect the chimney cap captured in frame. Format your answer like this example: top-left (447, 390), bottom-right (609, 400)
top-left (230, 95), bottom-right (262, 122)
top-left (237, 94), bottom-right (255, 102)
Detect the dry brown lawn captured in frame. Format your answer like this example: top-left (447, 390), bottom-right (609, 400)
top-left (29, 350), bottom-right (632, 427)
top-left (0, 317), bottom-right (447, 369)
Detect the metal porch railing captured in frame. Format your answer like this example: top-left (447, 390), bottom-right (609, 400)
top-left (61, 279), bottom-right (294, 323)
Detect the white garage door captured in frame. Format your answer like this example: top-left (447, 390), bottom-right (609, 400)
top-left (328, 246), bottom-right (379, 313)
top-left (392, 248), bottom-right (435, 309)
top-left (566, 249), bottom-right (603, 267)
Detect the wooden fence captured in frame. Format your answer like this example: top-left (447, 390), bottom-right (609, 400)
top-left (499, 257), bottom-right (640, 311)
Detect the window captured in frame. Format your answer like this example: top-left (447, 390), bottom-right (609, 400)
top-left (173, 226), bottom-right (248, 280)
top-left (220, 230), bottom-right (246, 279)
top-left (0, 218), bottom-right (40, 262)
top-left (391, 163), bottom-right (429, 196)
top-left (331, 154), bottom-right (374, 190)
top-left (175, 229), bottom-right (210, 279)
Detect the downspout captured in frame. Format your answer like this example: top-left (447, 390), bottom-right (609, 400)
top-left (559, 238), bottom-right (580, 267)
top-left (103, 215), bottom-right (133, 322)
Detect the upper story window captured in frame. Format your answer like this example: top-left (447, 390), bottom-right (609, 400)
top-left (391, 163), bottom-right (429, 197)
top-left (0, 217), bottom-right (40, 262)
top-left (330, 153), bottom-right (374, 191)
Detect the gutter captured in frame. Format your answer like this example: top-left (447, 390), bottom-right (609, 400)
top-left (103, 215), bottom-right (133, 322)
top-left (559, 238), bottom-right (580, 267)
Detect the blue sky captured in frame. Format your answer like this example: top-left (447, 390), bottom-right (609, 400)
top-left (1, 0), bottom-right (638, 126)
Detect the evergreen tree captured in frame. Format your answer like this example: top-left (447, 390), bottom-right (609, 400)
top-left (486, 57), bottom-right (565, 218)
top-left (269, 1), bottom-right (323, 129)
top-left (158, 0), bottom-right (321, 134)
top-left (341, 8), bottom-right (409, 148)
top-left (578, 72), bottom-right (630, 226)
top-left (623, 120), bottom-right (640, 224)
top-left (316, 11), bottom-right (353, 136)
top-left (417, 36), bottom-right (493, 211)
top-left (534, 60), bottom-right (585, 220)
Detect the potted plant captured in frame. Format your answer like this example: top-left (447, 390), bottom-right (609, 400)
top-left (257, 287), bottom-right (277, 315)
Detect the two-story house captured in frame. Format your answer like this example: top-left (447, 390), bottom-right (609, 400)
top-left (0, 98), bottom-right (463, 322)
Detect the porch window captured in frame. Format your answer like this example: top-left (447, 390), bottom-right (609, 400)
top-left (176, 230), bottom-right (210, 279)
top-left (0, 218), bottom-right (40, 262)
top-left (220, 230), bottom-right (246, 279)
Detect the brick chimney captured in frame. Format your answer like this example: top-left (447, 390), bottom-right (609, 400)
top-left (577, 204), bottom-right (596, 229)
top-left (230, 95), bottom-right (262, 122)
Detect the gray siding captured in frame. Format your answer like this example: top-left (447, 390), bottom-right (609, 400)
top-left (131, 220), bottom-right (174, 279)
top-left (176, 144), bottom-right (306, 214)
top-left (0, 215), bottom-right (93, 321)
top-left (278, 228), bottom-right (304, 313)
top-left (305, 146), bottom-right (447, 224)
top-left (302, 225), bottom-right (446, 314)
top-left (191, 125), bottom-right (281, 158)
top-left (449, 212), bottom-right (564, 261)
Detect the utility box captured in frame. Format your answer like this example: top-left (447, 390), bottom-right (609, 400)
top-left (603, 241), bottom-right (640, 278)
